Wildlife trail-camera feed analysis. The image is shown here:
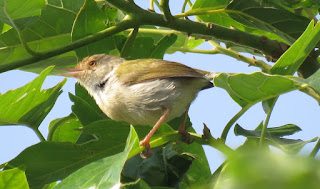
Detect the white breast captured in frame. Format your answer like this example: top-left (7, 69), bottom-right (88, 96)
top-left (92, 74), bottom-right (209, 126)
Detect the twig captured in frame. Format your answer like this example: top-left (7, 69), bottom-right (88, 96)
top-left (128, 130), bottom-right (233, 159)
top-left (168, 47), bottom-right (218, 54)
top-left (160, 0), bottom-right (173, 22)
top-left (209, 41), bottom-right (271, 73)
top-left (153, 0), bottom-right (163, 13)
top-left (149, 0), bottom-right (154, 11)
top-left (181, 0), bottom-right (189, 13)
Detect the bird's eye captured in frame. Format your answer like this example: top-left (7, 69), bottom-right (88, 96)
top-left (88, 60), bottom-right (96, 67)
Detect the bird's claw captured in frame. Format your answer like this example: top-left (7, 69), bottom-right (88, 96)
top-left (140, 142), bottom-right (152, 159)
top-left (178, 129), bottom-right (193, 144)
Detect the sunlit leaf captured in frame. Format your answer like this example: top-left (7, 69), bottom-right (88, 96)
top-left (0, 0), bottom-right (45, 27)
top-left (0, 167), bottom-right (29, 189)
top-left (215, 150), bottom-right (320, 189)
top-left (48, 113), bottom-right (82, 143)
top-left (213, 72), bottom-right (307, 107)
top-left (0, 0), bottom-right (84, 73)
top-left (226, 0), bottom-right (310, 43)
top-left (54, 126), bottom-right (140, 189)
top-left (72, 0), bottom-right (119, 59)
top-left (270, 20), bottom-right (320, 75)
top-left (234, 124), bottom-right (317, 153)
top-left (0, 66), bottom-right (65, 129)
top-left (6, 120), bottom-right (134, 188)
top-left (192, 0), bottom-right (289, 43)
top-left (122, 144), bottom-right (193, 188)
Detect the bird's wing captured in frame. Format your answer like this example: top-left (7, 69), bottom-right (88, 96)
top-left (115, 59), bottom-right (208, 85)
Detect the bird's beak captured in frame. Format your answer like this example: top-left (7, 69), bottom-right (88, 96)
top-left (58, 68), bottom-right (84, 78)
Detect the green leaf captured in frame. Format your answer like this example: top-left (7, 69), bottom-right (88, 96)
top-left (270, 20), bottom-right (320, 75)
top-left (122, 144), bottom-right (193, 188)
top-left (6, 119), bottom-right (134, 188)
top-left (192, 0), bottom-right (290, 43)
top-left (75, 83), bottom-right (105, 117)
top-left (0, 167), bottom-right (29, 189)
top-left (275, 0), bottom-right (320, 8)
top-left (71, 0), bottom-right (119, 59)
top-left (127, 37), bottom-right (155, 59)
top-left (120, 179), bottom-right (151, 189)
top-left (0, 66), bottom-right (66, 129)
top-left (149, 34), bottom-right (177, 59)
top-left (0, 0), bottom-right (84, 73)
top-left (213, 72), bottom-right (307, 107)
top-left (235, 123), bottom-right (301, 138)
top-left (69, 87), bottom-right (107, 126)
top-left (54, 126), bottom-right (140, 189)
top-left (0, 0), bottom-right (45, 26)
top-left (226, 0), bottom-right (310, 43)
top-left (123, 115), bottom-right (211, 188)
top-left (215, 150), bottom-right (320, 189)
top-left (234, 124), bottom-right (317, 153)
top-left (168, 116), bottom-right (211, 188)
top-left (306, 69), bottom-right (320, 93)
top-left (48, 113), bottom-right (82, 143)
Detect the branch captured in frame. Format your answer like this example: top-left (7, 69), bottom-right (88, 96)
top-left (107, 0), bottom-right (287, 60)
top-left (128, 129), bottom-right (234, 159)
top-left (107, 0), bottom-right (320, 78)
top-left (209, 41), bottom-right (271, 73)
top-left (160, 0), bottom-right (173, 22)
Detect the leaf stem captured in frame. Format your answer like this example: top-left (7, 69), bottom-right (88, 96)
top-left (32, 128), bottom-right (46, 142)
top-left (153, 0), bottom-right (163, 13)
top-left (181, 0), bottom-right (189, 13)
top-left (174, 7), bottom-right (226, 18)
top-left (220, 105), bottom-right (251, 142)
top-left (149, 0), bottom-right (154, 11)
top-left (121, 27), bottom-right (139, 58)
top-left (310, 138), bottom-right (320, 157)
top-left (259, 98), bottom-right (277, 147)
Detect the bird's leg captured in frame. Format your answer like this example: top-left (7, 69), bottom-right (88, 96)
top-left (178, 104), bottom-right (191, 143)
top-left (140, 108), bottom-right (171, 158)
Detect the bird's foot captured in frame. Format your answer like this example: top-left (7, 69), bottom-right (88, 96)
top-left (139, 141), bottom-right (152, 159)
top-left (178, 129), bottom-right (193, 144)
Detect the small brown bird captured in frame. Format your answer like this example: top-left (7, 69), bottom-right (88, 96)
top-left (61, 54), bottom-right (217, 157)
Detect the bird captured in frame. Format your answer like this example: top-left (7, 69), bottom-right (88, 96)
top-left (61, 54), bottom-right (217, 157)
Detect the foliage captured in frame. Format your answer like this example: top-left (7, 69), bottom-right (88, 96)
top-left (1, 0), bottom-right (320, 188)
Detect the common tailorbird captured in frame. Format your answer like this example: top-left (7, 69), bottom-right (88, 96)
top-left (61, 54), bottom-right (218, 157)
